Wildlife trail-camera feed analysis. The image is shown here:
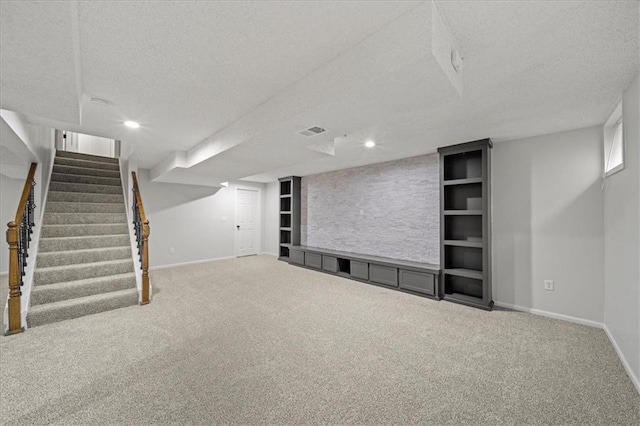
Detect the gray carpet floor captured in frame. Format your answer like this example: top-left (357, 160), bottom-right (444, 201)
top-left (1, 255), bottom-right (639, 425)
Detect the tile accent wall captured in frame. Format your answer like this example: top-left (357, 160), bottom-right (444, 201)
top-left (302, 154), bottom-right (440, 264)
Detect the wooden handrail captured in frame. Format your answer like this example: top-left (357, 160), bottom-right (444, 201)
top-left (12, 163), bottom-right (38, 224)
top-left (131, 172), bottom-right (150, 305)
top-left (6, 162), bottom-right (38, 335)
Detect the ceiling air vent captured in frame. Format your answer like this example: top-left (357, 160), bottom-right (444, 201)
top-left (297, 126), bottom-right (327, 138)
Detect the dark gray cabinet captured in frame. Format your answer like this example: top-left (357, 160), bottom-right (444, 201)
top-left (322, 256), bottom-right (338, 273)
top-left (278, 177), bottom-right (301, 261)
top-left (351, 261), bottom-right (369, 280)
top-left (305, 252), bottom-right (322, 269)
top-left (285, 245), bottom-right (440, 300)
top-left (290, 249), bottom-right (304, 265)
top-left (438, 139), bottom-right (493, 310)
top-left (399, 270), bottom-right (435, 296)
top-left (370, 264), bottom-right (398, 287)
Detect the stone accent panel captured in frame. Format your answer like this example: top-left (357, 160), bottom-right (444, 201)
top-left (303, 154), bottom-right (439, 264)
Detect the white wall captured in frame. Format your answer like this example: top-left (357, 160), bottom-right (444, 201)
top-left (264, 181), bottom-right (279, 256)
top-left (0, 124), bottom-right (53, 275)
top-left (493, 126), bottom-right (605, 324)
top-left (76, 133), bottom-right (114, 157)
top-left (604, 73), bottom-right (640, 389)
top-left (136, 170), bottom-right (267, 268)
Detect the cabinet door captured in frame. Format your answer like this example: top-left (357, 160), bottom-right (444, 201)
top-left (351, 261), bottom-right (369, 280)
top-left (399, 270), bottom-right (435, 295)
top-left (370, 264), bottom-right (398, 287)
top-left (322, 256), bottom-right (338, 273)
top-left (305, 252), bottom-right (322, 269)
top-left (290, 250), bottom-right (305, 265)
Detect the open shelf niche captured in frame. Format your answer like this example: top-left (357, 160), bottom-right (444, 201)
top-left (439, 139), bottom-right (493, 310)
top-left (278, 176), bottom-right (301, 261)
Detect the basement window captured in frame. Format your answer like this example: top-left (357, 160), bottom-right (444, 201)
top-left (603, 102), bottom-right (624, 176)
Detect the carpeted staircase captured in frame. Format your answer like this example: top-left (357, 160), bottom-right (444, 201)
top-left (27, 150), bottom-right (138, 328)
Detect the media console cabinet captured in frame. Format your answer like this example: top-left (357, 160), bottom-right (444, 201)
top-left (288, 245), bottom-right (441, 299)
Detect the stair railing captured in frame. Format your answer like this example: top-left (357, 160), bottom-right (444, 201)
top-left (131, 172), bottom-right (150, 305)
top-left (5, 163), bottom-right (38, 335)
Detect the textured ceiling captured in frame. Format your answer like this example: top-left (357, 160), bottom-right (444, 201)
top-left (1, 1), bottom-right (638, 184)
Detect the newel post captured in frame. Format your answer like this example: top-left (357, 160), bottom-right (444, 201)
top-left (141, 220), bottom-right (150, 305)
top-left (6, 221), bottom-right (22, 334)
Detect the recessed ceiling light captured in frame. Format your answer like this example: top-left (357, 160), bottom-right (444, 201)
top-left (124, 121), bottom-right (140, 129)
top-left (365, 140), bottom-right (376, 148)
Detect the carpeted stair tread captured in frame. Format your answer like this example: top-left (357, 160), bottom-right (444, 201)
top-left (55, 150), bottom-right (119, 164)
top-left (53, 164), bottom-right (121, 179)
top-left (27, 288), bottom-right (138, 327)
top-left (51, 172), bottom-right (122, 186)
top-left (39, 234), bottom-right (130, 252)
top-left (30, 272), bottom-right (136, 306)
top-left (35, 258), bottom-right (134, 285)
top-left (45, 201), bottom-right (125, 213)
top-left (37, 246), bottom-right (132, 268)
top-left (30, 151), bottom-right (140, 328)
top-left (54, 157), bottom-right (120, 171)
top-left (47, 191), bottom-right (124, 203)
top-left (41, 223), bottom-right (129, 238)
top-left (44, 212), bottom-right (128, 225)
top-left (50, 181), bottom-right (123, 194)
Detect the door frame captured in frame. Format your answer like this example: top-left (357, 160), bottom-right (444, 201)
top-left (234, 185), bottom-right (262, 258)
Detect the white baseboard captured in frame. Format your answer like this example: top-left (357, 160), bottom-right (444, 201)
top-left (0, 271), bottom-right (7, 277)
top-left (493, 301), bottom-right (604, 329)
top-left (149, 256), bottom-right (235, 271)
top-left (603, 324), bottom-right (640, 395)
top-left (261, 252), bottom-right (278, 257)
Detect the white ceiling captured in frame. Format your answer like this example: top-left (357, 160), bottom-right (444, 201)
top-left (1, 1), bottom-right (638, 184)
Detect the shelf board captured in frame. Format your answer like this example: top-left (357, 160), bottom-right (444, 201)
top-left (279, 211), bottom-right (292, 214)
top-left (444, 293), bottom-right (492, 310)
top-left (443, 177), bottom-right (483, 186)
top-left (444, 268), bottom-right (483, 280)
top-left (444, 240), bottom-right (482, 248)
top-left (280, 243), bottom-right (292, 248)
top-left (280, 194), bottom-right (292, 198)
top-left (444, 210), bottom-right (483, 216)
top-left (280, 227), bottom-right (292, 231)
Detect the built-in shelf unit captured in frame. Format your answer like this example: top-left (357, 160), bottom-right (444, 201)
top-left (439, 139), bottom-right (493, 310)
top-left (278, 176), bottom-right (301, 261)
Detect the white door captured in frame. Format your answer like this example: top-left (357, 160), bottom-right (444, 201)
top-left (236, 188), bottom-right (259, 257)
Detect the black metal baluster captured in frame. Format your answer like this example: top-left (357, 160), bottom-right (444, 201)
top-left (132, 187), bottom-right (143, 264)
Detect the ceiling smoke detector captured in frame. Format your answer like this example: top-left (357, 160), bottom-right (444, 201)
top-left (297, 126), bottom-right (327, 138)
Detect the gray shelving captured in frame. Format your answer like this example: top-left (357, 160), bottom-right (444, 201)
top-left (288, 245), bottom-right (441, 299)
top-left (278, 176), bottom-right (301, 261)
top-left (439, 139), bottom-right (493, 310)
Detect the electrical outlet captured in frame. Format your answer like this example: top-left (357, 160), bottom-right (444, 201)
top-left (169, 247), bottom-right (175, 255)
top-left (544, 279), bottom-right (554, 291)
